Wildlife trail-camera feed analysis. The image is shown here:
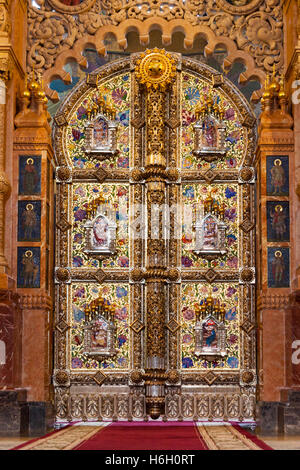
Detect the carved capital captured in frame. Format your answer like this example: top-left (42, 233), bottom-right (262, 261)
top-left (0, 3), bottom-right (11, 36)
top-left (20, 293), bottom-right (53, 310)
top-left (257, 292), bottom-right (290, 310)
top-left (0, 171), bottom-right (10, 197)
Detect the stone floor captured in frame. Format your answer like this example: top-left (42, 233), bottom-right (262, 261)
top-left (0, 437), bottom-right (28, 450)
top-left (1, 432), bottom-right (300, 450)
top-left (258, 435), bottom-right (300, 450)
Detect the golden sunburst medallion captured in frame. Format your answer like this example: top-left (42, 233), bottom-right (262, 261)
top-left (135, 48), bottom-right (177, 91)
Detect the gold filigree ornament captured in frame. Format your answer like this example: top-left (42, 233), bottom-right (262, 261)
top-left (135, 49), bottom-right (177, 91)
top-left (47, 0), bottom-right (96, 15)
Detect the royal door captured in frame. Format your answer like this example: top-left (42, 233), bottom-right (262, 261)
top-left (53, 49), bottom-right (257, 422)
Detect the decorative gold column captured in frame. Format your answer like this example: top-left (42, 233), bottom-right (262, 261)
top-left (14, 73), bottom-right (54, 404)
top-left (0, 69), bottom-right (10, 272)
top-left (0, 0), bottom-right (12, 274)
top-left (256, 74), bottom-right (294, 405)
top-left (135, 49), bottom-right (176, 419)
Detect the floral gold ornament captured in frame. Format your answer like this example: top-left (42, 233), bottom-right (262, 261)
top-left (135, 48), bottom-right (177, 91)
top-left (130, 370), bottom-right (143, 384)
top-left (240, 267), bottom-right (255, 283)
top-left (241, 370), bottom-right (254, 384)
top-left (55, 267), bottom-right (71, 283)
top-left (216, 0), bottom-right (264, 15)
top-left (239, 167), bottom-right (255, 183)
top-left (56, 166), bottom-right (72, 183)
top-left (47, 0), bottom-right (96, 15)
top-left (53, 370), bottom-right (70, 387)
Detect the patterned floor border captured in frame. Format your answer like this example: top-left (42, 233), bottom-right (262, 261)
top-left (12, 422), bottom-right (271, 451)
top-left (13, 423), bottom-right (111, 451)
top-left (195, 424), bottom-right (263, 450)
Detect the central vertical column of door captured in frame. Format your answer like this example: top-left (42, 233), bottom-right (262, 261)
top-left (135, 49), bottom-right (177, 419)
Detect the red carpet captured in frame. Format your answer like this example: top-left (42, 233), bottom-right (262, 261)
top-left (12, 422), bottom-right (273, 450)
top-left (73, 422), bottom-right (209, 450)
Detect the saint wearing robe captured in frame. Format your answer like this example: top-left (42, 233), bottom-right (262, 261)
top-left (92, 216), bottom-right (108, 248)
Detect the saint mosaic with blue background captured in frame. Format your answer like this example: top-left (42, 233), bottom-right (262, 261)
top-left (266, 155), bottom-right (289, 196)
top-left (18, 200), bottom-right (41, 242)
top-left (267, 247), bottom-right (290, 288)
top-left (266, 201), bottom-right (289, 242)
top-left (18, 155), bottom-right (41, 195)
top-left (17, 247), bottom-right (41, 288)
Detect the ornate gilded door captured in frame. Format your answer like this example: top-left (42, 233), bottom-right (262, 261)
top-left (53, 50), bottom-right (257, 422)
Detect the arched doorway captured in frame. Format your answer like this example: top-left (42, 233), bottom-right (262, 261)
top-left (52, 50), bottom-right (257, 422)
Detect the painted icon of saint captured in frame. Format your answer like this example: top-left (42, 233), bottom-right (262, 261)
top-left (271, 251), bottom-right (285, 285)
top-left (94, 118), bottom-right (108, 147)
top-left (270, 204), bottom-right (286, 241)
top-left (202, 320), bottom-right (217, 349)
top-left (270, 159), bottom-right (286, 195)
top-left (22, 203), bottom-right (37, 240)
top-left (92, 215), bottom-right (108, 247)
top-left (22, 158), bottom-right (39, 195)
top-left (203, 120), bottom-right (217, 147)
top-left (203, 216), bottom-right (218, 250)
top-left (21, 250), bottom-right (39, 287)
top-left (92, 327), bottom-right (107, 348)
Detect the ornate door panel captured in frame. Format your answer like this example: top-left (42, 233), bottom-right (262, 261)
top-left (53, 51), bottom-right (256, 422)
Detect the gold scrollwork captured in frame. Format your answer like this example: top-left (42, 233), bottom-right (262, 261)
top-left (47, 0), bottom-right (96, 15)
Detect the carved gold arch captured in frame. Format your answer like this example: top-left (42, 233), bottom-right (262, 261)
top-left (28, 0), bottom-right (283, 103)
top-left (52, 55), bottom-right (256, 166)
top-left (41, 20), bottom-right (267, 103)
